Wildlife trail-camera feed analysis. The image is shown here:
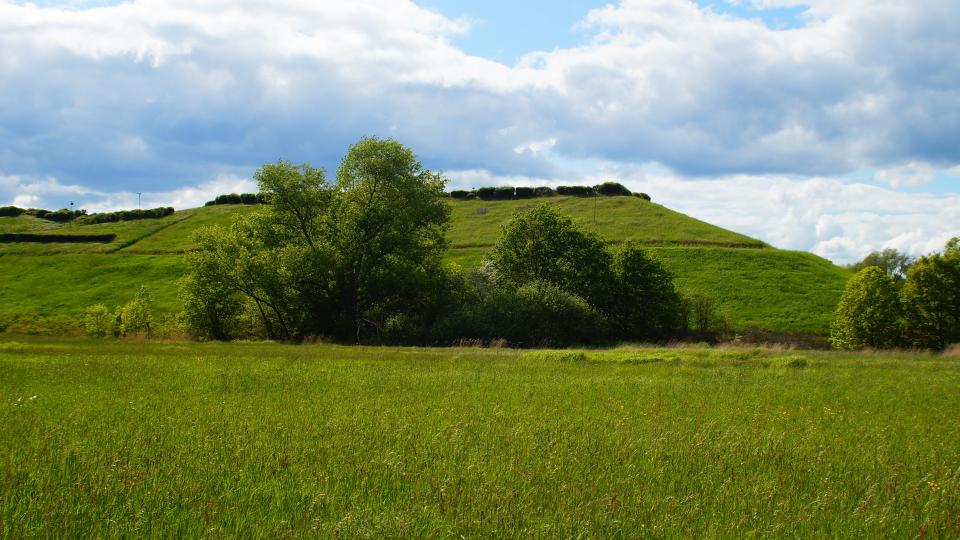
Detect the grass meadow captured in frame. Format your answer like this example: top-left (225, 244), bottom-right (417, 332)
top-left (2, 338), bottom-right (958, 537)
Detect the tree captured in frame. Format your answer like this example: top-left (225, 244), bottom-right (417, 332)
top-left (82, 304), bottom-right (111, 338)
top-left (491, 203), bottom-right (611, 305)
top-left (329, 136), bottom-right (451, 340)
top-left (180, 137), bottom-right (450, 342)
top-left (900, 238), bottom-right (960, 350)
top-left (604, 242), bottom-right (684, 341)
top-left (848, 248), bottom-right (914, 281)
top-left (830, 266), bottom-right (901, 349)
top-left (121, 286), bottom-right (153, 338)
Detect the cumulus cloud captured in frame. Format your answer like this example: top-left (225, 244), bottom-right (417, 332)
top-left (0, 0), bottom-right (958, 263)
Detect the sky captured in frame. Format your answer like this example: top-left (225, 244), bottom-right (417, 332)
top-left (0, 0), bottom-right (958, 264)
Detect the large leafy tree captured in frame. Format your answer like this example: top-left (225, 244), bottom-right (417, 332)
top-left (830, 266), bottom-right (901, 349)
top-left (328, 137), bottom-right (450, 339)
top-left (900, 238), bottom-right (960, 350)
top-left (180, 137), bottom-right (451, 341)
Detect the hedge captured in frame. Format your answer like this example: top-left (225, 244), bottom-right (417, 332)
top-left (0, 233), bottom-right (117, 243)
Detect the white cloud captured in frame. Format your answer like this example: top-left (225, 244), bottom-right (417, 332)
top-left (0, 0), bottom-right (957, 265)
top-left (875, 161), bottom-right (937, 188)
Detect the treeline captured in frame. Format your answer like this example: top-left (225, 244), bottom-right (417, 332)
top-left (204, 193), bottom-right (267, 206)
top-left (449, 182), bottom-right (651, 201)
top-left (0, 206), bottom-right (87, 222)
top-left (0, 205), bottom-right (174, 224)
top-left (179, 137), bottom-right (721, 347)
top-left (831, 239), bottom-right (960, 351)
top-left (77, 207), bottom-right (175, 224)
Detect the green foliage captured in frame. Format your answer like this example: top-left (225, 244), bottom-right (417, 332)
top-left (182, 137), bottom-right (451, 342)
top-left (900, 243), bottom-right (960, 350)
top-left (82, 304), bottom-right (111, 338)
top-left (77, 207), bottom-right (175, 225)
top-left (204, 193), bottom-right (266, 206)
top-left (603, 242), bottom-right (684, 341)
top-left (491, 203), bottom-right (611, 306)
top-left (682, 292), bottom-right (733, 342)
top-left (556, 185), bottom-right (594, 196)
top-left (847, 248), bottom-right (914, 281)
top-left (595, 181), bottom-right (631, 196)
top-left (830, 267), bottom-right (901, 349)
top-left (119, 286), bottom-right (153, 337)
top-left (0, 206), bottom-right (23, 217)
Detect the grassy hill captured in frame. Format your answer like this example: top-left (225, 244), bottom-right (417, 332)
top-left (0, 196), bottom-right (850, 337)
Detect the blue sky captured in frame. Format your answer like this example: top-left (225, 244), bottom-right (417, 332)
top-left (0, 0), bottom-right (958, 263)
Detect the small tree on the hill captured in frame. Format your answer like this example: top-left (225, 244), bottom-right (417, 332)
top-left (830, 266), bottom-right (901, 349)
top-left (121, 286), bottom-right (153, 338)
top-left (82, 304), bottom-right (111, 338)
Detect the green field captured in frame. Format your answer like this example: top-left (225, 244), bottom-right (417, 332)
top-left (1, 338), bottom-right (957, 536)
top-left (0, 197), bottom-right (851, 336)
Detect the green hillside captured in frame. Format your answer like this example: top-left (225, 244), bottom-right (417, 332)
top-left (0, 197), bottom-right (850, 336)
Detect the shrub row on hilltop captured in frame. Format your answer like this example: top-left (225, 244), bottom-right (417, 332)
top-left (449, 182), bottom-right (651, 201)
top-left (0, 205), bottom-right (174, 224)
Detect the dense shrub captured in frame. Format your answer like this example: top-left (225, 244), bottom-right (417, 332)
top-left (514, 187), bottom-right (536, 199)
top-left (495, 186), bottom-right (515, 199)
top-left (634, 192), bottom-right (652, 201)
top-left (830, 267), bottom-right (901, 349)
top-left (450, 190), bottom-right (470, 199)
top-left (0, 206), bottom-right (24, 217)
top-left (204, 193), bottom-right (267, 206)
top-left (603, 243), bottom-right (685, 341)
top-left (0, 233), bottom-right (116, 243)
top-left (534, 187), bottom-right (556, 197)
top-left (595, 182), bottom-right (632, 196)
top-left (475, 187), bottom-right (497, 200)
top-left (557, 185), bottom-right (595, 197)
top-left (77, 207), bottom-right (174, 225)
top-left (82, 305), bottom-right (111, 338)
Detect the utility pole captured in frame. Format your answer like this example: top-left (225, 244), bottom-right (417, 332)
top-left (136, 192), bottom-right (142, 210)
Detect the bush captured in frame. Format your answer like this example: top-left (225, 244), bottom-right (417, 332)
top-left (495, 186), bottom-right (515, 200)
top-left (450, 190), bottom-right (471, 199)
top-left (82, 305), bottom-right (111, 338)
top-left (204, 193), bottom-right (266, 206)
top-left (475, 187), bottom-right (497, 200)
top-left (534, 187), bottom-right (556, 197)
top-left (443, 280), bottom-right (607, 347)
top-left (0, 206), bottom-right (24, 217)
top-left (830, 267), bottom-right (901, 349)
top-left (120, 286), bottom-right (153, 337)
top-left (602, 243), bottom-right (685, 341)
top-left (634, 192), bottom-right (652, 201)
top-left (77, 207), bottom-right (174, 225)
top-left (557, 185), bottom-right (595, 197)
top-left (595, 182), bottom-right (631, 196)
top-left (514, 187), bottom-right (536, 199)
top-left (682, 292), bottom-right (733, 343)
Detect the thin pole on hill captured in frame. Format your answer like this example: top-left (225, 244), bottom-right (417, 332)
top-left (136, 192), bottom-right (142, 210)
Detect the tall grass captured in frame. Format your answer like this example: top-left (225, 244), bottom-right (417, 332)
top-left (2, 339), bottom-right (957, 536)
